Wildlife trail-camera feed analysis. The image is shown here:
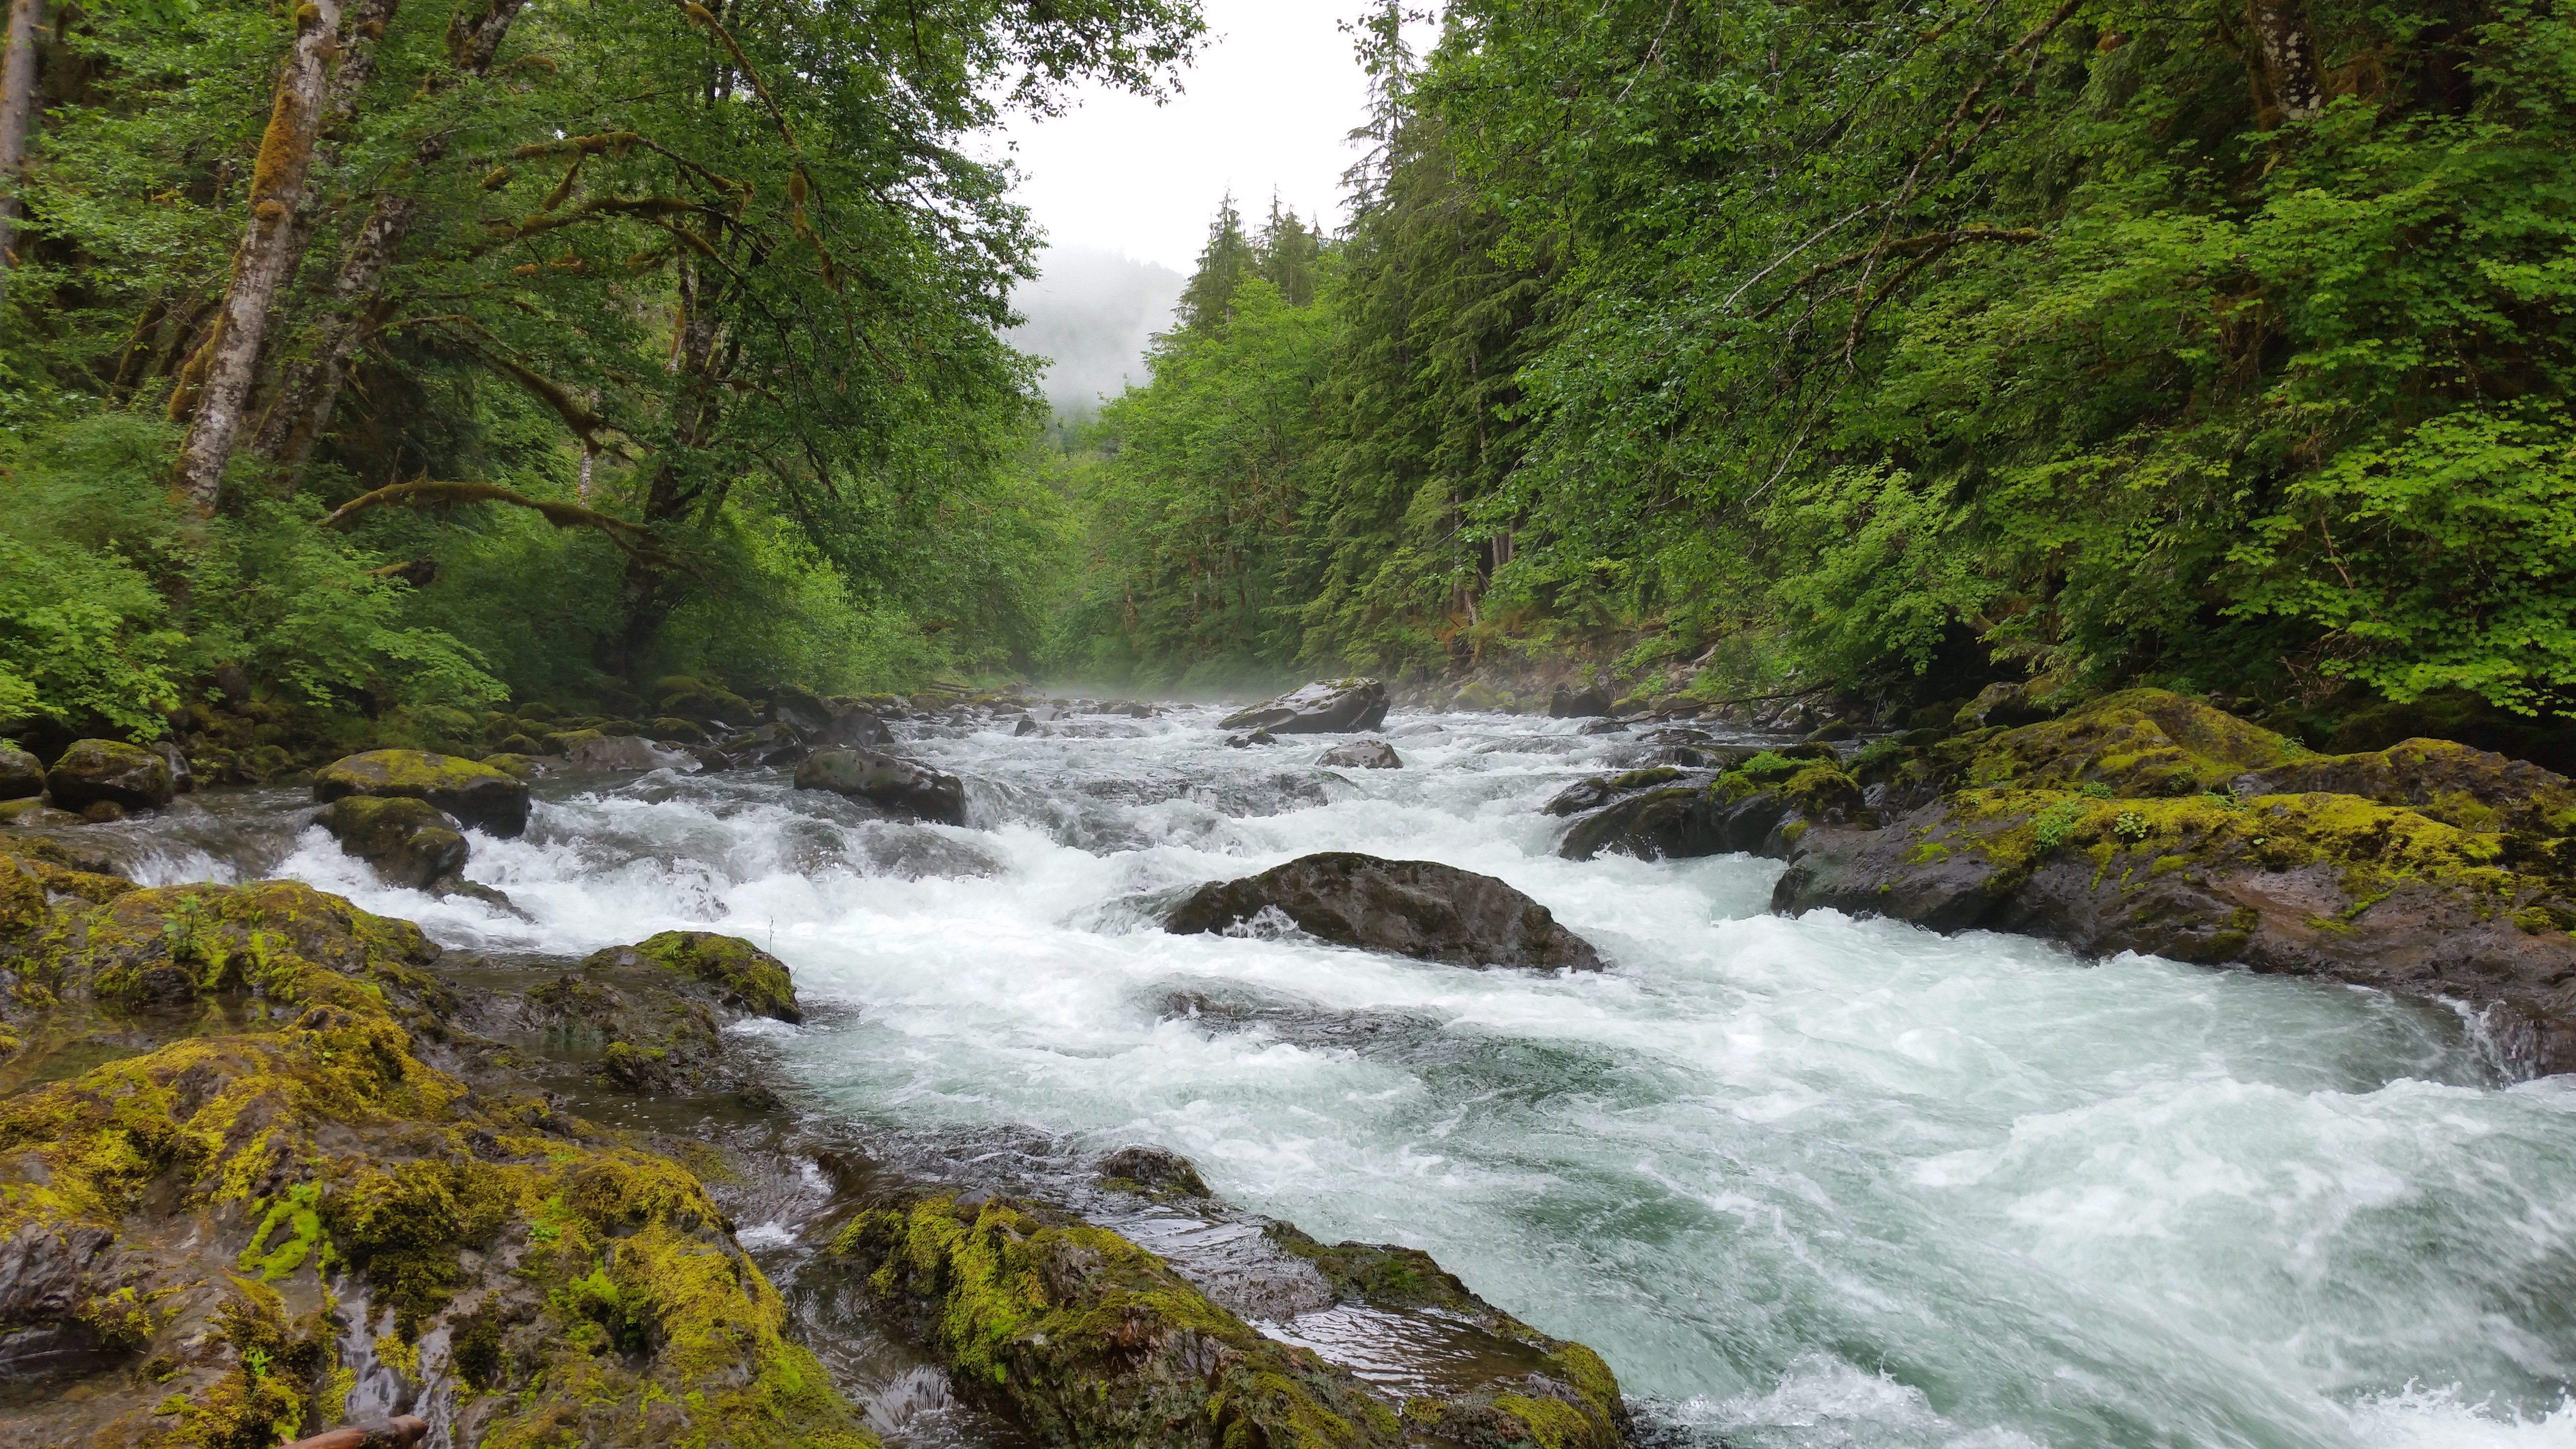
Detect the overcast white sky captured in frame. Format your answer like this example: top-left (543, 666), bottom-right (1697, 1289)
top-left (990, 0), bottom-right (1394, 274)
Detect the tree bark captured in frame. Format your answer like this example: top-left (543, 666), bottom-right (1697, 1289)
top-left (2247, 0), bottom-right (2325, 124)
top-left (255, 0), bottom-right (528, 482)
top-left (171, 0), bottom-right (347, 514)
top-left (0, 0), bottom-right (45, 302)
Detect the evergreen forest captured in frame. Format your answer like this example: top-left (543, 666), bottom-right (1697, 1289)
top-left (3, 0), bottom-right (2573, 759)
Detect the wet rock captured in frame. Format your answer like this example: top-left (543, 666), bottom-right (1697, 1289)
top-left (1770, 692), bottom-right (2576, 1076)
top-left (712, 721), bottom-right (810, 769)
top-left (560, 733), bottom-right (698, 773)
top-left (1318, 739), bottom-right (1401, 769)
top-left (580, 930), bottom-right (802, 1023)
top-left (1220, 678), bottom-right (1389, 734)
top-left (1551, 750), bottom-right (1860, 862)
top-left (1225, 728), bottom-right (1276, 748)
top-left (1954, 677), bottom-right (2064, 730)
top-left (1576, 717), bottom-right (1627, 735)
top-left (280, 1416), bottom-right (428, 1449)
top-left (811, 707), bottom-right (892, 750)
top-left (837, 1187), bottom-right (1628, 1449)
top-left (42, 740), bottom-right (174, 813)
top-left (0, 745), bottom-right (40, 802)
top-left (1166, 851), bottom-right (1604, 971)
top-left (1093, 1144), bottom-right (1210, 1198)
top-left (314, 748), bottom-right (531, 837)
top-left (1012, 715), bottom-right (1039, 737)
top-left (794, 746), bottom-right (967, 825)
top-left (316, 796), bottom-right (469, 890)
top-left (1549, 683), bottom-right (1612, 719)
top-left (150, 741), bottom-right (193, 794)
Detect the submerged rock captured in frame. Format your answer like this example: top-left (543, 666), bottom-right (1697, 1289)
top-left (1768, 690), bottom-right (2576, 1074)
top-left (314, 748), bottom-right (531, 837)
top-left (1318, 738), bottom-right (1401, 769)
top-left (1220, 678), bottom-right (1389, 735)
top-left (316, 795), bottom-right (469, 890)
top-left (794, 746), bottom-right (967, 825)
top-left (1548, 683), bottom-right (1612, 719)
top-left (1166, 851), bottom-right (1604, 970)
top-left (42, 740), bottom-right (174, 813)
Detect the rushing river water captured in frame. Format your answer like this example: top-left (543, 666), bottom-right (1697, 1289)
top-left (120, 705), bottom-right (2576, 1449)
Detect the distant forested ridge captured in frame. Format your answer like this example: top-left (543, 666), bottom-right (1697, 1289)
top-left (0, 0), bottom-right (1198, 753)
top-left (1049, 0), bottom-right (2576, 739)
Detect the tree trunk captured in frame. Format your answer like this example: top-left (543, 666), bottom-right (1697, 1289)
top-left (170, 0), bottom-right (347, 514)
top-left (256, 0), bottom-right (528, 482)
top-left (0, 0), bottom-right (45, 302)
top-left (2247, 0), bottom-right (2325, 124)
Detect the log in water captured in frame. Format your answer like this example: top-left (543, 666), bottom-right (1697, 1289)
top-left (123, 706), bottom-right (2576, 1449)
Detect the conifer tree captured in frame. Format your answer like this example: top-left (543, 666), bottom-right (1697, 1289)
top-left (1174, 191), bottom-right (1255, 333)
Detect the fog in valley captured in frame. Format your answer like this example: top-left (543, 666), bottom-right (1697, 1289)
top-left (1007, 245), bottom-right (1186, 418)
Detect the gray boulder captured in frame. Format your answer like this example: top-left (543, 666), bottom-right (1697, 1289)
top-left (563, 734), bottom-right (699, 773)
top-left (812, 708), bottom-right (893, 750)
top-left (1548, 684), bottom-right (1612, 719)
top-left (1319, 739), bottom-right (1401, 769)
top-left (1166, 852), bottom-right (1603, 971)
top-left (0, 746), bottom-right (40, 802)
top-left (44, 740), bottom-right (174, 813)
top-left (1219, 679), bottom-right (1389, 735)
top-left (794, 746), bottom-right (967, 825)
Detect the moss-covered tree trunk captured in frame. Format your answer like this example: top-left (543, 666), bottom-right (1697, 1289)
top-left (256, 0), bottom-right (527, 483)
top-left (2246, 0), bottom-right (2326, 123)
top-left (0, 0), bottom-right (44, 302)
top-left (170, 0), bottom-right (348, 515)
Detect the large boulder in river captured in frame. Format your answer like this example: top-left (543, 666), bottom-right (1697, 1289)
top-left (1167, 851), bottom-right (1604, 970)
top-left (1548, 682), bottom-right (1612, 719)
top-left (43, 740), bottom-right (174, 813)
top-left (316, 795), bottom-right (468, 889)
top-left (1550, 749), bottom-right (1862, 862)
top-left (1220, 678), bottom-right (1388, 734)
top-left (314, 748), bottom-right (531, 837)
top-left (0, 744), bottom-right (42, 801)
top-left (794, 746), bottom-right (967, 824)
top-left (1319, 738), bottom-right (1401, 769)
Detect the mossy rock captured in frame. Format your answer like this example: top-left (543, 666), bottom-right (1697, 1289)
top-left (493, 731), bottom-right (543, 757)
top-left (479, 752), bottom-right (542, 780)
top-left (1951, 689), bottom-right (2307, 797)
top-left (0, 879), bottom-right (876, 1449)
top-left (315, 796), bottom-right (468, 891)
top-left (836, 1192), bottom-right (1402, 1449)
top-left (45, 740), bottom-right (174, 813)
top-left (314, 750), bottom-right (531, 838)
top-left (2232, 737), bottom-right (2576, 837)
top-left (579, 930), bottom-right (801, 1023)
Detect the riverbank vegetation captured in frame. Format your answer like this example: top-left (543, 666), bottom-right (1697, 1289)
top-left (2, 0), bottom-right (2569, 762)
top-left (0, 0), bottom-right (1199, 755)
top-left (1042, 0), bottom-right (2576, 747)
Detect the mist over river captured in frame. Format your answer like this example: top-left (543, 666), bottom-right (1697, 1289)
top-left (123, 706), bottom-right (2576, 1449)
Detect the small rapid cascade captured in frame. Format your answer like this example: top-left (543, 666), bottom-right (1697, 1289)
top-left (136, 707), bottom-right (2576, 1449)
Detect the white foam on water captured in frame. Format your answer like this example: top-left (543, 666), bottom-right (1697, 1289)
top-left (220, 708), bottom-right (2576, 1448)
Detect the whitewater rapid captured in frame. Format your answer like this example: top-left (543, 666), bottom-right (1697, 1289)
top-left (141, 707), bottom-right (2576, 1449)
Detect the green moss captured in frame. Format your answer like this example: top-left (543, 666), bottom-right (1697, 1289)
top-left (1959, 689), bottom-right (2301, 797)
top-left (316, 748), bottom-right (518, 795)
top-left (837, 1194), bottom-right (1397, 1449)
top-left (582, 930), bottom-right (801, 1023)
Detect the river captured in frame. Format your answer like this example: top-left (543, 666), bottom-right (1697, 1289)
top-left (121, 704), bottom-right (2576, 1449)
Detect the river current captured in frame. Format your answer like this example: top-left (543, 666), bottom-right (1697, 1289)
top-left (121, 705), bottom-right (2576, 1449)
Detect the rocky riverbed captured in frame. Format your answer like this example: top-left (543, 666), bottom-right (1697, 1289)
top-left (5, 689), bottom-right (2575, 1449)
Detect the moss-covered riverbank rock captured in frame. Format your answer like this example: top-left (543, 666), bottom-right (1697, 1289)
top-left (0, 865), bottom-right (874, 1449)
top-left (1552, 747), bottom-right (1863, 863)
top-left (451, 932), bottom-right (803, 1097)
top-left (837, 1187), bottom-right (1628, 1449)
top-left (314, 750), bottom-right (532, 838)
top-left (1771, 691), bottom-right (2576, 1074)
top-left (43, 739), bottom-right (176, 815)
